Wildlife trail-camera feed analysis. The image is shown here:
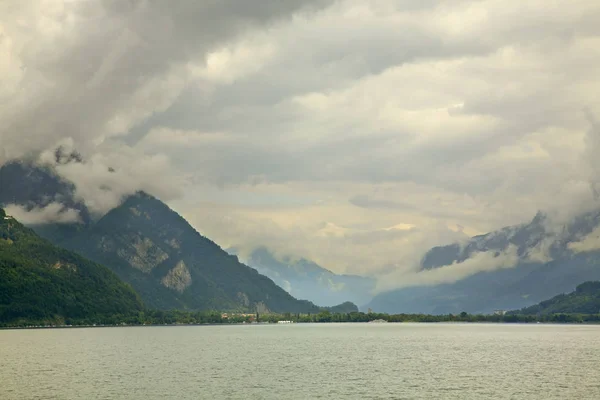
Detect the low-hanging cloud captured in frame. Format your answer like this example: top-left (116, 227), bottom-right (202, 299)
top-left (4, 202), bottom-right (82, 225)
top-left (36, 139), bottom-right (186, 216)
top-left (376, 245), bottom-right (520, 292)
top-left (568, 225), bottom-right (600, 254)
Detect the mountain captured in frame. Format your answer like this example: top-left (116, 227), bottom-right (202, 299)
top-left (515, 281), bottom-right (600, 315)
top-left (59, 193), bottom-right (345, 313)
top-left (0, 208), bottom-right (143, 325)
top-left (234, 247), bottom-right (375, 307)
top-left (1, 161), bottom-right (354, 313)
top-left (367, 210), bottom-right (600, 314)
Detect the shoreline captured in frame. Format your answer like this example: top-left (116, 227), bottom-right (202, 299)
top-left (3, 320), bottom-right (600, 331)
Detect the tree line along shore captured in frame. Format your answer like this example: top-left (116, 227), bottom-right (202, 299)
top-left (3, 309), bottom-right (600, 329)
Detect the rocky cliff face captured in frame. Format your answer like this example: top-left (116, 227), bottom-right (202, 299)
top-left (44, 192), bottom-right (332, 313)
top-left (161, 261), bottom-right (192, 293)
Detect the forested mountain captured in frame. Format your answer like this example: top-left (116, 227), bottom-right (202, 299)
top-left (0, 208), bottom-right (143, 325)
top-left (367, 211), bottom-right (600, 314)
top-left (0, 161), bottom-right (355, 313)
top-left (235, 247), bottom-right (375, 307)
top-left (515, 281), bottom-right (600, 315)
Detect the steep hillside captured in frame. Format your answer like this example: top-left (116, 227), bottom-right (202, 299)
top-left (0, 209), bottom-right (143, 325)
top-left (60, 193), bottom-right (338, 313)
top-left (238, 247), bottom-right (375, 307)
top-left (515, 281), bottom-right (600, 315)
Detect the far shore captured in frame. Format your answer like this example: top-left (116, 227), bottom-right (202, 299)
top-left (3, 320), bottom-right (600, 331)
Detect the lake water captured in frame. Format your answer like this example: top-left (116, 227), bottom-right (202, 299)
top-left (2, 323), bottom-right (600, 399)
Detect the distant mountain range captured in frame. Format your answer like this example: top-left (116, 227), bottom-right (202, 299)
top-left (230, 247), bottom-right (376, 307)
top-left (0, 161), bottom-right (357, 314)
top-left (367, 210), bottom-right (600, 314)
top-left (0, 208), bottom-right (143, 325)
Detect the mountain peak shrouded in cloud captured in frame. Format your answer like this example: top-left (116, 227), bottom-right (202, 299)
top-left (0, 153), bottom-right (182, 225)
top-left (2, 0), bottom-right (600, 294)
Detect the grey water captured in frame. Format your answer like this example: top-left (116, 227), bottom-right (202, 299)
top-left (2, 323), bottom-right (600, 399)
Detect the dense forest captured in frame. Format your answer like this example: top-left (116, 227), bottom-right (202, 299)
top-left (0, 208), bottom-right (144, 326)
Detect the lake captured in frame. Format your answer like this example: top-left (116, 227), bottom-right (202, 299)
top-left (1, 323), bottom-right (600, 399)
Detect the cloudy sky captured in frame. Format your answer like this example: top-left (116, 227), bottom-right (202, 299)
top-left (2, 0), bottom-right (600, 286)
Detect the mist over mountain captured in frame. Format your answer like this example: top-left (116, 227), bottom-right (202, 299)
top-left (0, 160), bottom-right (90, 224)
top-left (2, 0), bottom-right (600, 322)
top-left (230, 246), bottom-right (375, 307)
top-left (0, 161), bottom-right (356, 313)
top-left (1, 0), bottom-right (600, 302)
top-left (367, 209), bottom-right (600, 314)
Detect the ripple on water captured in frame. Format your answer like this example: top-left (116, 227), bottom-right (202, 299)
top-left (1, 324), bottom-right (600, 399)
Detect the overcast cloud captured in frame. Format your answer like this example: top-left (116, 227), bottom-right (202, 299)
top-left (2, 0), bottom-right (600, 290)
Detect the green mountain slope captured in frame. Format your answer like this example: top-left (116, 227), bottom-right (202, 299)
top-left (0, 209), bottom-right (143, 325)
top-left (515, 281), bottom-right (600, 315)
top-left (60, 192), bottom-right (345, 313)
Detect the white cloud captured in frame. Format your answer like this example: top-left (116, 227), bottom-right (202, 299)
top-left (50, 144), bottom-right (186, 216)
top-left (524, 237), bottom-right (555, 264)
top-left (568, 226), bottom-right (600, 254)
top-left (5, 202), bottom-right (81, 225)
top-left (376, 245), bottom-right (520, 292)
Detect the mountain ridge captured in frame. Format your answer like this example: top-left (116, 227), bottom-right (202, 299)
top-left (60, 192), bottom-right (346, 313)
top-left (0, 161), bottom-right (357, 313)
top-left (368, 209), bottom-right (600, 314)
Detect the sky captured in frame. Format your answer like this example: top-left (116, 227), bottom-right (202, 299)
top-left (1, 0), bottom-right (600, 289)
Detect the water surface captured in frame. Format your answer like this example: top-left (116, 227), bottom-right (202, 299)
top-left (2, 323), bottom-right (600, 399)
